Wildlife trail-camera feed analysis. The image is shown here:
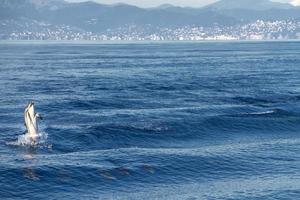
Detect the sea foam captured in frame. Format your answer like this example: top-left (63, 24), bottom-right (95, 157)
top-left (7, 132), bottom-right (50, 148)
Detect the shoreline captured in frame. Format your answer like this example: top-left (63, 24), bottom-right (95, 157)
top-left (1, 39), bottom-right (300, 45)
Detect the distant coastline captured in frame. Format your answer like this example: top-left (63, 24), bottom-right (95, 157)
top-left (2, 20), bottom-right (300, 41)
top-left (1, 39), bottom-right (300, 45)
top-left (1, 1), bottom-right (300, 42)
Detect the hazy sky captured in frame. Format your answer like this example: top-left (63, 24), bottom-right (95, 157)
top-left (66, 0), bottom-right (299, 7)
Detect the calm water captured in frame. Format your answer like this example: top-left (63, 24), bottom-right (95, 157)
top-left (0, 41), bottom-right (300, 199)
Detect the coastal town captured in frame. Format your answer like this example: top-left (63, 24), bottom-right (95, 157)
top-left (1, 19), bottom-right (300, 41)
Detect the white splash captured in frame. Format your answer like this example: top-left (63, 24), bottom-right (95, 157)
top-left (7, 132), bottom-right (49, 147)
top-left (291, 0), bottom-right (300, 6)
top-left (248, 110), bottom-right (276, 115)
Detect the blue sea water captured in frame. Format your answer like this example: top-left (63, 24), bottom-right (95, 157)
top-left (0, 41), bottom-right (300, 199)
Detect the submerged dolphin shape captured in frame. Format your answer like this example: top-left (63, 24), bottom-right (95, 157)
top-left (24, 102), bottom-right (42, 142)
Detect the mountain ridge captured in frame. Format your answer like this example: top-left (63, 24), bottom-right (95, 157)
top-left (205, 0), bottom-right (294, 10)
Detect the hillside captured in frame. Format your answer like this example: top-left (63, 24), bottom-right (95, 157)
top-left (1, 0), bottom-right (300, 40)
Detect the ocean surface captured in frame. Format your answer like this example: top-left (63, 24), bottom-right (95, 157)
top-left (0, 41), bottom-right (300, 200)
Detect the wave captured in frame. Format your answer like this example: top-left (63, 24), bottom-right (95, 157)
top-left (39, 106), bottom-right (300, 154)
top-left (95, 175), bottom-right (300, 200)
top-left (231, 108), bottom-right (294, 117)
top-left (233, 95), bottom-right (300, 106)
top-left (3, 137), bottom-right (300, 168)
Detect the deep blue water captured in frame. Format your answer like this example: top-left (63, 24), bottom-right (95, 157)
top-left (1, 41), bottom-right (300, 199)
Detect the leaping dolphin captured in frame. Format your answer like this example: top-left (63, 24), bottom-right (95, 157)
top-left (24, 102), bottom-right (42, 142)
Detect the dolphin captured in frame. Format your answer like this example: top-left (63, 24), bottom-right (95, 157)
top-left (24, 102), bottom-right (42, 142)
